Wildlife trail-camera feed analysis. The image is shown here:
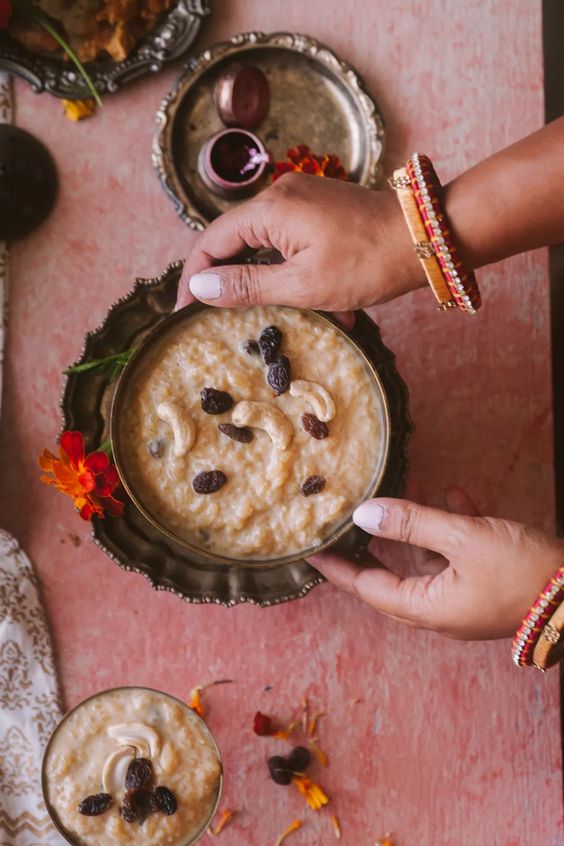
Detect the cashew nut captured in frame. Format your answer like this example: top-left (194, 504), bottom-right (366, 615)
top-left (156, 401), bottom-right (196, 458)
top-left (102, 746), bottom-right (135, 793)
top-left (108, 722), bottom-right (161, 758)
top-left (289, 380), bottom-right (336, 422)
top-left (232, 401), bottom-right (293, 450)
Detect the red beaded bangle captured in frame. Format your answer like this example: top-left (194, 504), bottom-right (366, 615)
top-left (406, 153), bottom-right (481, 315)
top-left (511, 565), bottom-right (564, 667)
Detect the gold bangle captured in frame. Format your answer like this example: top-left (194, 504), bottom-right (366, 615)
top-left (389, 168), bottom-right (455, 310)
top-left (532, 600), bottom-right (564, 670)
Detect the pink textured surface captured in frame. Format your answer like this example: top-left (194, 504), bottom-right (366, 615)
top-left (1, 1), bottom-right (562, 844)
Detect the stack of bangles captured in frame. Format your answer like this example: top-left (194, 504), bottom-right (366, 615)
top-left (511, 565), bottom-right (564, 670)
top-left (389, 153), bottom-right (481, 314)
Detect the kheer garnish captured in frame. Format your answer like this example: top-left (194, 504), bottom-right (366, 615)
top-left (38, 430), bottom-right (124, 521)
top-left (154, 785), bottom-right (178, 815)
top-left (242, 339), bottom-right (260, 355)
top-left (108, 721), bottom-right (161, 758)
top-left (124, 757), bottom-right (153, 790)
top-left (289, 380), bottom-right (336, 422)
top-left (330, 815), bottom-right (342, 840)
top-left (147, 438), bottom-right (165, 458)
top-left (193, 470), bottom-right (227, 494)
top-left (78, 792), bottom-right (113, 816)
top-left (233, 401), bottom-right (293, 450)
top-left (273, 819), bottom-right (303, 846)
top-left (201, 387), bottom-right (234, 414)
top-left (157, 401), bottom-right (196, 458)
top-left (218, 423), bottom-right (254, 443)
top-left (301, 475), bottom-right (326, 497)
top-left (102, 746), bottom-right (135, 792)
top-left (267, 355), bottom-right (291, 395)
top-left (258, 325), bottom-right (283, 364)
top-left (301, 413), bottom-right (329, 440)
top-left (292, 775), bottom-right (330, 811)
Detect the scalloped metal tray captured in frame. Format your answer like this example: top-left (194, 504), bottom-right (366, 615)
top-left (153, 31), bottom-right (385, 230)
top-left (0, 1), bottom-right (210, 99)
top-left (61, 262), bottom-right (412, 606)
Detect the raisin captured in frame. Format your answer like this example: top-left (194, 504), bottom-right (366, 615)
top-left (302, 413), bottom-right (329, 440)
top-left (267, 355), bottom-right (291, 395)
top-left (130, 788), bottom-right (160, 819)
top-left (242, 339), bottom-right (259, 355)
top-left (258, 325), bottom-right (282, 364)
top-left (201, 387), bottom-right (233, 414)
top-left (155, 786), bottom-right (178, 816)
top-left (78, 793), bottom-right (113, 816)
top-left (218, 423), bottom-right (253, 443)
top-left (147, 438), bottom-right (165, 458)
top-left (287, 746), bottom-right (311, 772)
top-left (301, 475), bottom-right (326, 496)
top-left (120, 795), bottom-right (138, 823)
top-left (267, 756), bottom-right (293, 785)
top-left (193, 470), bottom-right (227, 494)
top-left (125, 757), bottom-right (153, 790)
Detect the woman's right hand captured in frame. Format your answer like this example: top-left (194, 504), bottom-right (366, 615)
top-left (175, 173), bottom-right (425, 312)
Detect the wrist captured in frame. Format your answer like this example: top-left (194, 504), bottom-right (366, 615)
top-left (372, 189), bottom-right (427, 301)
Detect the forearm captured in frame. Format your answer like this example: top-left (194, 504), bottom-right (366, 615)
top-left (444, 116), bottom-right (564, 269)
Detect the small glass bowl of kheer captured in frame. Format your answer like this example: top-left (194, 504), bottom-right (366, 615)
top-left (42, 687), bottom-right (222, 846)
top-left (110, 304), bottom-right (390, 565)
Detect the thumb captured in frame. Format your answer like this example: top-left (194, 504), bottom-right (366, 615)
top-left (186, 262), bottom-right (299, 308)
top-left (353, 497), bottom-right (471, 557)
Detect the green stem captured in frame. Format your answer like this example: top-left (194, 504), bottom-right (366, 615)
top-left (98, 439), bottom-right (113, 457)
top-left (23, 5), bottom-right (103, 107)
top-left (64, 349), bottom-right (136, 375)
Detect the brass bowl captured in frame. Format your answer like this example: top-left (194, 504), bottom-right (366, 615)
top-left (61, 261), bottom-right (412, 605)
top-left (42, 686), bottom-right (223, 846)
top-left (110, 303), bottom-right (391, 568)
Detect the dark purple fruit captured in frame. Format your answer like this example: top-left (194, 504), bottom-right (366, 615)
top-left (125, 757), bottom-right (153, 790)
top-left (287, 746), bottom-right (311, 772)
top-left (130, 788), bottom-right (160, 818)
top-left (267, 755), bottom-right (293, 785)
top-left (120, 795), bottom-right (138, 823)
top-left (78, 793), bottom-right (113, 816)
top-left (201, 387), bottom-right (233, 414)
top-left (301, 475), bottom-right (326, 497)
top-left (193, 470), bottom-right (227, 494)
top-left (218, 423), bottom-right (253, 443)
top-left (267, 355), bottom-right (291, 395)
top-left (155, 786), bottom-right (178, 815)
top-left (302, 413), bottom-right (329, 440)
top-left (258, 325), bottom-right (282, 364)
top-left (242, 339), bottom-right (260, 355)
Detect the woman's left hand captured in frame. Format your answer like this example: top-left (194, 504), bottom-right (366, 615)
top-left (308, 485), bottom-right (564, 639)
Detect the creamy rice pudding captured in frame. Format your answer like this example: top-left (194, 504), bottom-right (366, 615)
top-left (43, 688), bottom-right (221, 846)
top-left (118, 306), bottom-right (386, 559)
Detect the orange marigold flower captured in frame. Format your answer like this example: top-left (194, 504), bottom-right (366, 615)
top-left (273, 145), bottom-right (348, 182)
top-left (273, 819), bottom-right (302, 846)
top-left (38, 431), bottom-right (124, 521)
top-left (292, 775), bottom-right (330, 811)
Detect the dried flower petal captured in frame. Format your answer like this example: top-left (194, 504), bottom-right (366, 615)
top-left (308, 711), bottom-right (325, 738)
top-left (253, 711), bottom-right (274, 735)
top-left (189, 679), bottom-right (233, 718)
top-left (272, 145), bottom-right (348, 183)
top-left (272, 720), bottom-right (297, 740)
top-left (376, 836), bottom-right (394, 846)
top-left (331, 815), bottom-right (341, 839)
top-left (208, 809), bottom-right (236, 835)
top-left (273, 819), bottom-right (303, 846)
top-left (309, 737), bottom-right (329, 767)
top-left (292, 775), bottom-right (330, 811)
top-left (63, 99), bottom-right (96, 121)
top-left (301, 698), bottom-right (309, 733)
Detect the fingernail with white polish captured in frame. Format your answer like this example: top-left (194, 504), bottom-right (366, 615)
top-left (189, 272), bottom-right (222, 301)
top-left (353, 501), bottom-right (385, 534)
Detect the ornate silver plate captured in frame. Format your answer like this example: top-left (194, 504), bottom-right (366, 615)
top-left (0, 1), bottom-right (210, 99)
top-left (153, 31), bottom-right (385, 230)
top-left (61, 263), bottom-right (412, 606)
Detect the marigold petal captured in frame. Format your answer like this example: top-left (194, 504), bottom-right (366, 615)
top-left (287, 144), bottom-right (310, 163)
top-left (38, 449), bottom-right (58, 472)
top-left (98, 464), bottom-right (120, 491)
top-left (99, 495), bottom-right (125, 517)
top-left (84, 450), bottom-right (110, 473)
top-left (63, 98), bottom-right (96, 122)
top-left (253, 711), bottom-right (274, 736)
top-left (60, 431), bottom-right (85, 468)
top-left (78, 469), bottom-right (97, 493)
top-left (189, 688), bottom-right (205, 717)
top-left (273, 820), bottom-right (302, 846)
top-left (79, 501), bottom-right (95, 520)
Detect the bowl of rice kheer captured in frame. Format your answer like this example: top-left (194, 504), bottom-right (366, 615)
top-left (110, 303), bottom-right (391, 566)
